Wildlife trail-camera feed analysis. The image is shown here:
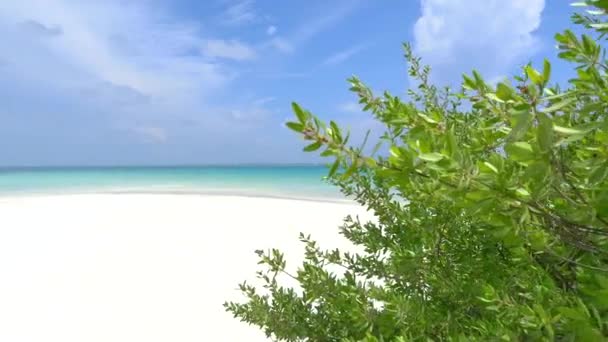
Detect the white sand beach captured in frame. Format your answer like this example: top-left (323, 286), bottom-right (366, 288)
top-left (0, 194), bottom-right (372, 341)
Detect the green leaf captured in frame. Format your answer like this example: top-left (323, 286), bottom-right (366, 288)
top-left (525, 65), bottom-right (544, 85)
top-left (508, 110), bottom-right (533, 142)
top-left (553, 125), bottom-right (585, 135)
top-left (541, 92), bottom-right (570, 101)
top-left (537, 113), bottom-right (554, 154)
top-left (463, 74), bottom-right (476, 90)
top-left (542, 59), bottom-right (551, 84)
top-left (472, 70), bottom-right (485, 88)
top-left (364, 157), bottom-right (377, 168)
top-left (330, 121), bottom-right (342, 142)
top-left (483, 161), bottom-right (499, 174)
top-left (292, 102), bottom-right (307, 123)
top-left (328, 158), bottom-right (340, 177)
top-left (582, 34), bottom-right (596, 54)
top-left (485, 93), bottom-right (504, 103)
top-left (496, 83), bottom-right (514, 101)
top-left (286, 122), bottom-right (304, 132)
top-left (445, 127), bottom-right (457, 157)
top-left (417, 112), bottom-right (438, 124)
top-left (371, 141), bottom-right (383, 156)
top-left (542, 97), bottom-right (575, 113)
top-left (341, 162), bottom-right (357, 180)
top-left (515, 188), bottom-right (531, 198)
top-left (419, 152), bottom-right (444, 162)
top-left (589, 163), bottom-right (608, 185)
top-left (558, 307), bottom-right (587, 321)
top-left (590, 23), bottom-right (608, 29)
top-left (390, 146), bottom-right (402, 158)
top-left (320, 149), bottom-right (334, 157)
top-left (506, 142), bottom-right (535, 162)
top-left (303, 141), bottom-right (322, 152)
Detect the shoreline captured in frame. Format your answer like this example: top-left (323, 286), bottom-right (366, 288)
top-left (0, 189), bottom-right (353, 204)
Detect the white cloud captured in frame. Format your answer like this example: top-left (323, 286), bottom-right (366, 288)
top-left (252, 97), bottom-right (275, 106)
top-left (201, 39), bottom-right (257, 61)
top-left (413, 0), bottom-right (545, 82)
top-left (0, 0), bottom-right (255, 158)
top-left (323, 44), bottom-right (367, 65)
top-left (338, 101), bottom-right (362, 114)
top-left (267, 0), bottom-right (363, 54)
top-left (267, 37), bottom-right (294, 54)
top-left (230, 107), bottom-right (271, 121)
top-left (254, 71), bottom-right (308, 79)
top-left (0, 0), bottom-right (233, 96)
top-left (221, 0), bottom-right (256, 25)
top-left (293, 1), bottom-right (362, 43)
top-left (266, 25), bottom-right (277, 36)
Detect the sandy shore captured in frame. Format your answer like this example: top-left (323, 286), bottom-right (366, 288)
top-left (0, 194), bottom-right (372, 341)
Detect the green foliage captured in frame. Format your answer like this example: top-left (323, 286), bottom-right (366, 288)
top-left (226, 3), bottom-right (608, 340)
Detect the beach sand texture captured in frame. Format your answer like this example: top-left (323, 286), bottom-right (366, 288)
top-left (0, 194), bottom-right (372, 341)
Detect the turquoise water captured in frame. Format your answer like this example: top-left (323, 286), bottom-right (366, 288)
top-left (0, 166), bottom-right (342, 200)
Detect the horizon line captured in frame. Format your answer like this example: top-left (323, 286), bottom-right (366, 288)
top-left (0, 163), bottom-right (328, 169)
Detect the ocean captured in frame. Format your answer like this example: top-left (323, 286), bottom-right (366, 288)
top-left (0, 166), bottom-right (343, 200)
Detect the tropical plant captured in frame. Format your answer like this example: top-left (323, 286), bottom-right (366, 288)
top-left (226, 2), bottom-right (608, 340)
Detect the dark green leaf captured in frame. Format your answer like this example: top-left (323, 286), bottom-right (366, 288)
top-left (463, 74), bottom-right (476, 90)
top-left (303, 141), bottom-right (323, 152)
top-left (292, 102), bottom-right (307, 123)
top-left (330, 121), bottom-right (342, 143)
top-left (328, 158), bottom-right (340, 177)
top-left (589, 163), bottom-right (608, 185)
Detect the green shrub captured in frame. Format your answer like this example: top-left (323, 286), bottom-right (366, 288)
top-left (226, 2), bottom-right (608, 340)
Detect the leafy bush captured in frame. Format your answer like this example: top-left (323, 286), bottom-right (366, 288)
top-left (226, 2), bottom-right (608, 340)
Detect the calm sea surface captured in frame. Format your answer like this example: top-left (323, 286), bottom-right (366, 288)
top-left (0, 166), bottom-right (342, 200)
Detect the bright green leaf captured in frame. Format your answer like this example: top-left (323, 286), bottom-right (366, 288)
top-left (496, 83), bottom-right (514, 101)
top-left (508, 110), bottom-right (533, 142)
top-left (553, 125), bottom-right (585, 135)
top-left (526, 66), bottom-right (544, 85)
top-left (515, 188), bottom-right (531, 198)
top-left (286, 122), bottom-right (304, 132)
top-left (506, 141), bottom-right (535, 162)
top-left (542, 59), bottom-right (551, 84)
top-left (419, 152), bottom-right (445, 162)
top-left (390, 146), bottom-right (402, 158)
top-left (417, 112), bottom-right (438, 124)
top-left (330, 121), bottom-right (342, 142)
top-left (543, 98), bottom-right (576, 113)
top-left (537, 113), bottom-right (554, 154)
top-left (483, 162), bottom-right (499, 174)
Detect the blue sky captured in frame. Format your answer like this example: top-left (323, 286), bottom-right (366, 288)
top-left (0, 0), bottom-right (576, 166)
